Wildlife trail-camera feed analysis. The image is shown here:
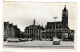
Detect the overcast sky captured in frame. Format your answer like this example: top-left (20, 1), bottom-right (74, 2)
top-left (3, 2), bottom-right (76, 32)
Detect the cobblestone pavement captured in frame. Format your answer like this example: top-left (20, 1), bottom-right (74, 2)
top-left (3, 41), bottom-right (74, 49)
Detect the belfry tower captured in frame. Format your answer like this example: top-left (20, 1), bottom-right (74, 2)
top-left (62, 5), bottom-right (68, 28)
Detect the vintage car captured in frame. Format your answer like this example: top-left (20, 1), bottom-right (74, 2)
top-left (42, 39), bottom-right (46, 41)
top-left (28, 38), bottom-right (33, 41)
top-left (19, 38), bottom-right (26, 42)
top-left (7, 38), bottom-right (19, 42)
top-left (4, 37), bottom-right (7, 41)
top-left (53, 37), bottom-right (60, 45)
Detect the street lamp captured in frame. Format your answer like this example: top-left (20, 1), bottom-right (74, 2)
top-left (53, 17), bottom-right (58, 38)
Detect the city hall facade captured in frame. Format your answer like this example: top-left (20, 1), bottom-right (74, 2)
top-left (24, 19), bottom-right (44, 40)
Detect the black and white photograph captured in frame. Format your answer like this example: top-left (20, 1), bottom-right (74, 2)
top-left (3, 2), bottom-right (76, 49)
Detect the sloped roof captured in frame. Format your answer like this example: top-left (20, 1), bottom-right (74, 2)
top-left (46, 21), bottom-right (62, 29)
top-left (47, 21), bottom-right (62, 26)
top-left (25, 25), bottom-right (44, 30)
top-left (14, 25), bottom-right (17, 29)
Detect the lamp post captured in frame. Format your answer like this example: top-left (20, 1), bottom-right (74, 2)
top-left (53, 17), bottom-right (57, 38)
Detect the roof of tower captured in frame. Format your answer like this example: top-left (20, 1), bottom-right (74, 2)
top-left (63, 5), bottom-right (67, 11)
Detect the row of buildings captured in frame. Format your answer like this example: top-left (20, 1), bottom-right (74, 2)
top-left (4, 5), bottom-right (74, 41)
top-left (24, 5), bottom-right (74, 41)
top-left (4, 22), bottom-right (20, 39)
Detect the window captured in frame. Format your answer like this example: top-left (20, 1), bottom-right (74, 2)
top-left (31, 30), bottom-right (32, 33)
top-left (53, 26), bottom-right (55, 28)
top-left (29, 27), bottom-right (30, 29)
top-left (56, 26), bottom-right (58, 28)
top-left (38, 30), bottom-right (39, 34)
top-left (28, 30), bottom-right (29, 34)
top-left (36, 27), bottom-right (37, 29)
top-left (59, 26), bottom-right (61, 28)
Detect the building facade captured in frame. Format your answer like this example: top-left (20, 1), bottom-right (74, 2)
top-left (4, 22), bottom-right (20, 39)
top-left (42, 22), bottom-right (62, 40)
top-left (4, 22), bottom-right (10, 39)
top-left (25, 19), bottom-right (44, 40)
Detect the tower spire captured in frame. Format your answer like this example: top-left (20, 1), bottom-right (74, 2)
top-left (64, 5), bottom-right (67, 11)
top-left (33, 18), bottom-right (35, 25)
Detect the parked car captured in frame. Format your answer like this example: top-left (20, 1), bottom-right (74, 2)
top-left (53, 37), bottom-right (60, 45)
top-left (28, 38), bottom-right (32, 41)
top-left (46, 39), bottom-right (49, 41)
top-left (7, 38), bottom-right (19, 42)
top-left (50, 39), bottom-right (53, 41)
top-left (19, 38), bottom-right (26, 42)
top-left (42, 39), bottom-right (46, 41)
top-left (4, 37), bottom-right (7, 41)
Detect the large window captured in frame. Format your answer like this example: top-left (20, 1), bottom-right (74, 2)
top-left (59, 25), bottom-right (61, 28)
top-left (36, 27), bottom-right (37, 29)
top-left (53, 26), bottom-right (55, 28)
top-left (31, 30), bottom-right (32, 33)
top-left (56, 26), bottom-right (58, 28)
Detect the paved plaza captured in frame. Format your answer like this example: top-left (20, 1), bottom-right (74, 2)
top-left (3, 41), bottom-right (74, 49)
